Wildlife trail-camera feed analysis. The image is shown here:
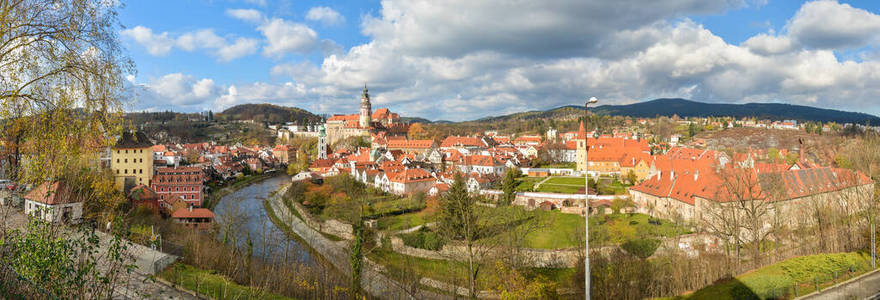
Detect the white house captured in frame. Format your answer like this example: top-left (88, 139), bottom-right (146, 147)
top-left (24, 182), bottom-right (83, 224)
top-left (458, 155), bottom-right (507, 176)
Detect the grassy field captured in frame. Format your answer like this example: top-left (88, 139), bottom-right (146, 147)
top-left (536, 163), bottom-right (576, 169)
top-left (536, 184), bottom-right (583, 194)
top-left (520, 209), bottom-right (585, 249)
top-left (536, 176), bottom-right (585, 194)
top-left (591, 213), bottom-right (691, 244)
top-left (368, 247), bottom-right (578, 295)
top-left (159, 263), bottom-right (295, 300)
top-left (669, 252), bottom-right (875, 300)
top-left (544, 177), bottom-right (587, 185)
top-left (377, 211), bottom-right (432, 231)
top-left (515, 176), bottom-right (545, 192)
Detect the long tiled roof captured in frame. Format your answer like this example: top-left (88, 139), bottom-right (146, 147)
top-left (387, 139), bottom-right (434, 149)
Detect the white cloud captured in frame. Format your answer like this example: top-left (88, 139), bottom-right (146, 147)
top-left (787, 0), bottom-right (880, 49)
top-left (258, 18), bottom-right (318, 57)
top-left (176, 29), bottom-right (226, 51)
top-left (121, 26), bottom-right (174, 56)
top-left (306, 7), bottom-right (344, 26)
top-left (123, 26), bottom-right (258, 62)
top-left (217, 38), bottom-right (259, 62)
top-left (130, 1), bottom-right (880, 120)
top-left (226, 8), bottom-right (264, 23)
top-left (742, 33), bottom-right (796, 55)
top-left (360, 0), bottom-right (742, 58)
top-left (133, 72), bottom-right (313, 112)
top-left (145, 73), bottom-right (222, 106)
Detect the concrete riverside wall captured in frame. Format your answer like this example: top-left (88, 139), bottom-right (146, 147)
top-left (390, 236), bottom-right (580, 268)
top-left (289, 196), bottom-right (355, 240)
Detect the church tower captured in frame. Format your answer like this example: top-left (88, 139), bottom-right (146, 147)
top-left (576, 121), bottom-right (587, 172)
top-left (359, 84), bottom-right (372, 128)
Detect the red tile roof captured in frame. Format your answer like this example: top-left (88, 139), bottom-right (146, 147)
top-left (387, 139), bottom-right (434, 149)
top-left (441, 136), bottom-right (485, 148)
top-left (26, 182), bottom-right (78, 205)
top-left (172, 207), bottom-right (215, 219)
top-left (390, 168), bottom-right (434, 183)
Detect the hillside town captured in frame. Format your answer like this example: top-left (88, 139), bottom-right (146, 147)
top-left (6, 1), bottom-right (880, 299)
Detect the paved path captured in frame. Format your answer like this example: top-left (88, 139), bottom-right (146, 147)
top-left (533, 176), bottom-right (553, 189)
top-left (798, 269), bottom-right (880, 300)
top-left (266, 184), bottom-right (449, 299)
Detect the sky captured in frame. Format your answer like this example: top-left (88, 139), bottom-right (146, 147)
top-left (119, 0), bottom-right (880, 121)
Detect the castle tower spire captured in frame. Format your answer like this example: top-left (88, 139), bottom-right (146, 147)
top-left (359, 84), bottom-right (372, 128)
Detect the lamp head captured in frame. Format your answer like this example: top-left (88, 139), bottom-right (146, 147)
top-left (587, 97), bottom-right (598, 105)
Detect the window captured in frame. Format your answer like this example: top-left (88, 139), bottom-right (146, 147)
top-left (116, 170), bottom-right (119, 174)
top-left (125, 150), bottom-right (128, 154)
top-left (116, 159), bottom-right (119, 163)
top-left (124, 169), bottom-right (128, 174)
top-left (139, 169), bottom-right (143, 174)
top-left (124, 159), bottom-right (127, 163)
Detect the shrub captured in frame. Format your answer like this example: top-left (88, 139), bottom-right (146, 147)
top-left (620, 238), bottom-right (661, 259)
top-left (401, 228), bottom-right (445, 251)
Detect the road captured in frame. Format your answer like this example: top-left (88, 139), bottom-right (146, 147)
top-left (799, 269), bottom-right (880, 300)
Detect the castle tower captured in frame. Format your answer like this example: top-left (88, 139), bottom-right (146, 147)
top-left (318, 125), bottom-right (328, 160)
top-left (359, 84), bottom-right (372, 128)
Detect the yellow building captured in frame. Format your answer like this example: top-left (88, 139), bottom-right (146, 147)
top-left (111, 131), bottom-right (154, 193)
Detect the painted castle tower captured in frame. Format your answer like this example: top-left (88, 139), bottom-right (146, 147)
top-left (359, 85), bottom-right (372, 128)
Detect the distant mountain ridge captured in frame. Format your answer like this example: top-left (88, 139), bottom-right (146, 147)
top-left (477, 98), bottom-right (880, 124)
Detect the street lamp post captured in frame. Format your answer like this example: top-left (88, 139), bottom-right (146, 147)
top-left (584, 96), bottom-right (597, 299)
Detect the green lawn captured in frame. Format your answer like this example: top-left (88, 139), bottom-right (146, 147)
top-left (590, 213), bottom-right (691, 245)
top-left (520, 209), bottom-right (585, 249)
top-left (536, 163), bottom-right (576, 169)
top-left (159, 263), bottom-right (295, 300)
top-left (536, 184), bottom-right (583, 194)
top-left (515, 177), bottom-right (545, 192)
top-left (365, 197), bottom-right (426, 218)
top-left (377, 211), bottom-right (432, 231)
top-left (544, 177), bottom-right (587, 185)
top-left (669, 252), bottom-right (875, 300)
top-left (536, 176), bottom-right (586, 194)
top-left (368, 247), bottom-right (577, 294)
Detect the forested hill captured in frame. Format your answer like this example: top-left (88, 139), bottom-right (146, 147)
top-left (218, 103), bottom-right (322, 124)
top-left (477, 98), bottom-right (880, 124)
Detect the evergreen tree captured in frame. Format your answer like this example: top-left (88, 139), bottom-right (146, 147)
top-left (501, 168), bottom-right (520, 205)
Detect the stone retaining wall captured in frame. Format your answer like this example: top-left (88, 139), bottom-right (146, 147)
top-left (390, 237), bottom-right (579, 268)
top-left (289, 195), bottom-right (354, 240)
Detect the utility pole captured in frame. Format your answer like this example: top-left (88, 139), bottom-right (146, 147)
top-left (584, 96), bottom-right (598, 299)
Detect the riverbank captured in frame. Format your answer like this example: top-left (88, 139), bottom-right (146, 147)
top-left (203, 173), bottom-right (274, 209)
top-left (264, 182), bottom-right (448, 299)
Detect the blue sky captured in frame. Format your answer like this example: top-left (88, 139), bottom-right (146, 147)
top-left (119, 0), bottom-right (880, 121)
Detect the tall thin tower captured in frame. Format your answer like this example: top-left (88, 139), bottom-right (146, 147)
top-left (359, 84), bottom-right (372, 128)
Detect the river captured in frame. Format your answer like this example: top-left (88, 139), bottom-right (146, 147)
top-left (212, 175), bottom-right (317, 266)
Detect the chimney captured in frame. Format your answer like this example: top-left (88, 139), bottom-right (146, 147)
top-left (189, 205), bottom-right (193, 212)
top-left (658, 171), bottom-right (662, 180)
top-left (694, 170), bottom-right (699, 181)
top-left (670, 170), bottom-right (675, 180)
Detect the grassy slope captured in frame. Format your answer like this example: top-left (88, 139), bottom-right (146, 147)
top-left (159, 263), bottom-right (295, 300)
top-left (669, 252), bottom-right (874, 300)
